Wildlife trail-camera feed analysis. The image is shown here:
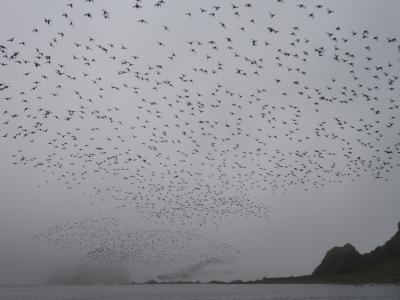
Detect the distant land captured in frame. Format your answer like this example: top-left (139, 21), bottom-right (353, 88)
top-left (45, 221), bottom-right (400, 285)
top-left (143, 222), bottom-right (400, 285)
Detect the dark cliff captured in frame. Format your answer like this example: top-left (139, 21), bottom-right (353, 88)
top-left (312, 222), bottom-right (400, 278)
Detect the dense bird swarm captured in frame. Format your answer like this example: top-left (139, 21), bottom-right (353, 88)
top-left (32, 215), bottom-right (242, 269)
top-left (1, 0), bottom-right (400, 266)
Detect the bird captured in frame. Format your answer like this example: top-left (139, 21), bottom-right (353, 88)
top-left (0, 0), bottom-right (399, 231)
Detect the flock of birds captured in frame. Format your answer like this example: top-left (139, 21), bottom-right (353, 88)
top-left (1, 0), bottom-right (400, 270)
top-left (33, 215), bottom-right (242, 273)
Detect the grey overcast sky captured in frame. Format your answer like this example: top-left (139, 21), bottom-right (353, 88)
top-left (1, 0), bottom-right (400, 284)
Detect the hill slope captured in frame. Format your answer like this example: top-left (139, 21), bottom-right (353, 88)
top-left (311, 222), bottom-right (400, 281)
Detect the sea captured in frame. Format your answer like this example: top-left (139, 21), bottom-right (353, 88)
top-left (0, 284), bottom-right (399, 300)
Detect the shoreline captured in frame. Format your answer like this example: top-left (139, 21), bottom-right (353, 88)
top-left (2, 279), bottom-right (400, 287)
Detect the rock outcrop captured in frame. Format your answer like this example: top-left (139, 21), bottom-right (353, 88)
top-left (312, 222), bottom-right (400, 277)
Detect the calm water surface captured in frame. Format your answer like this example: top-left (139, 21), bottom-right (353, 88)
top-left (1, 284), bottom-right (399, 300)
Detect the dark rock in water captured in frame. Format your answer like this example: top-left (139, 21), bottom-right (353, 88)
top-left (312, 222), bottom-right (400, 277)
